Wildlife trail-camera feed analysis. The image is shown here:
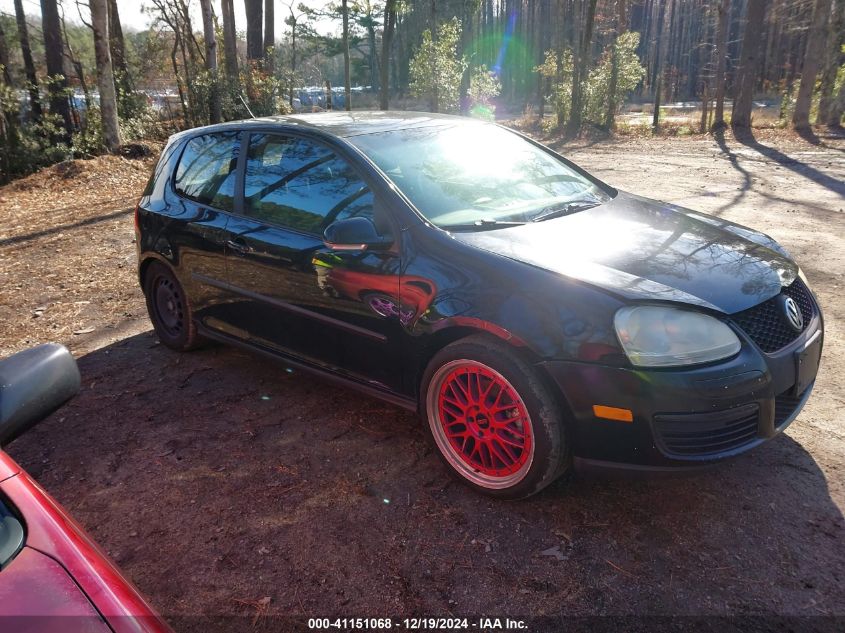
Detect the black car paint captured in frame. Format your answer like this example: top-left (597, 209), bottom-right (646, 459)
top-left (136, 112), bottom-right (823, 471)
top-left (452, 191), bottom-right (798, 314)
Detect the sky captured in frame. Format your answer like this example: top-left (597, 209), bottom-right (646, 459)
top-left (0, 0), bottom-right (337, 38)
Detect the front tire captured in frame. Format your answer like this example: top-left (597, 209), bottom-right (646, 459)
top-left (143, 261), bottom-right (202, 351)
top-left (421, 336), bottom-right (570, 499)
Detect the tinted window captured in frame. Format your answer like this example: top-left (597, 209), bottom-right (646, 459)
top-left (244, 134), bottom-right (374, 234)
top-left (174, 132), bottom-right (240, 211)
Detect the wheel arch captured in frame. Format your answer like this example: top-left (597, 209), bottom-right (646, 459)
top-left (138, 252), bottom-right (177, 291)
top-left (413, 325), bottom-right (577, 433)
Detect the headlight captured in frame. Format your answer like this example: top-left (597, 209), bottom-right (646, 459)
top-left (614, 306), bottom-right (741, 367)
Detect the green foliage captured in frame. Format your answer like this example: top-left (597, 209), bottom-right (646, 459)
top-left (0, 84), bottom-right (69, 184)
top-left (836, 50), bottom-right (845, 97)
top-left (536, 32), bottom-right (644, 131)
top-left (778, 81), bottom-right (798, 121)
top-left (71, 105), bottom-right (106, 156)
top-left (780, 54), bottom-right (845, 126)
top-left (535, 48), bottom-right (574, 124)
top-left (584, 32), bottom-right (645, 125)
top-left (409, 18), bottom-right (467, 113)
top-left (241, 64), bottom-right (293, 118)
top-left (115, 76), bottom-right (148, 121)
top-left (467, 64), bottom-right (501, 120)
top-left (120, 105), bottom-right (171, 143)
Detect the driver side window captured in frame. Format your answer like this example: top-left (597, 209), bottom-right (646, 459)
top-left (243, 133), bottom-right (380, 235)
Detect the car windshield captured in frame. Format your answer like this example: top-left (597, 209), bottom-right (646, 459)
top-left (349, 122), bottom-right (612, 229)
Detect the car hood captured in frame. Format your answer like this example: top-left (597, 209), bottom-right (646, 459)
top-left (451, 191), bottom-right (797, 314)
top-left (0, 546), bottom-right (111, 631)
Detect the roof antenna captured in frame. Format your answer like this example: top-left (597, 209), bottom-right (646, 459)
top-left (239, 94), bottom-right (256, 119)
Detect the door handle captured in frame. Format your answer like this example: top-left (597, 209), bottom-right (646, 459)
top-left (226, 239), bottom-right (251, 255)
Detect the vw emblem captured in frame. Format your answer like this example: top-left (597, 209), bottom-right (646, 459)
top-left (783, 296), bottom-right (804, 331)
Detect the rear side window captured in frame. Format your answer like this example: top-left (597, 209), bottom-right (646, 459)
top-left (243, 133), bottom-right (374, 234)
top-left (174, 132), bottom-right (240, 211)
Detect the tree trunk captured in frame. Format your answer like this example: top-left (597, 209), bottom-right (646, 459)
top-left (459, 0), bottom-right (473, 114)
top-left (0, 21), bottom-right (12, 86)
top-left (554, 36), bottom-right (564, 129)
top-left (199, 0), bottom-right (221, 123)
top-left (40, 0), bottom-right (73, 139)
top-left (536, 0), bottom-right (550, 121)
top-left (176, 23), bottom-right (196, 113)
top-left (430, 0), bottom-right (438, 113)
top-left (711, 0), bottom-right (730, 131)
top-left (652, 0), bottom-right (673, 130)
top-left (245, 0), bottom-right (264, 62)
top-left (289, 21), bottom-right (296, 106)
top-left (171, 38), bottom-right (191, 126)
top-left (566, 0), bottom-right (598, 138)
top-left (792, 0), bottom-right (829, 130)
top-left (61, 15), bottom-right (92, 111)
top-left (107, 0), bottom-right (129, 78)
top-left (825, 81), bottom-right (845, 128)
top-left (367, 19), bottom-right (379, 93)
top-left (221, 0), bottom-right (239, 82)
top-left (605, 0), bottom-right (628, 129)
top-left (731, 0), bottom-right (766, 129)
top-left (107, 0), bottom-right (132, 116)
top-left (14, 0), bottom-right (42, 121)
top-left (0, 22), bottom-right (17, 182)
top-left (652, 74), bottom-right (662, 129)
top-left (342, 0), bottom-right (351, 111)
top-left (89, 0), bottom-right (121, 151)
top-left (817, 0), bottom-right (844, 126)
top-left (176, 0), bottom-right (200, 72)
top-left (264, 0), bottom-right (275, 71)
top-left (379, 0), bottom-right (397, 110)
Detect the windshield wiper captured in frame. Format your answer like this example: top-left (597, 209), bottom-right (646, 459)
top-left (531, 201), bottom-right (599, 223)
top-left (440, 219), bottom-right (526, 232)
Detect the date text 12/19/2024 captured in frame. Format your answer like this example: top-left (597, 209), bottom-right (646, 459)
top-left (308, 618), bottom-right (528, 630)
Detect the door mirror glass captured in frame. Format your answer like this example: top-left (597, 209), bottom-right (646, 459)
top-left (0, 344), bottom-right (80, 447)
top-left (323, 217), bottom-right (393, 251)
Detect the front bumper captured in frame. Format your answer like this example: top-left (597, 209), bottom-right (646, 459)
top-left (541, 314), bottom-right (823, 472)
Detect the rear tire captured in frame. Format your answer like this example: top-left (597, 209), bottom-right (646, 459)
top-left (143, 261), bottom-right (202, 352)
top-left (421, 335), bottom-right (570, 499)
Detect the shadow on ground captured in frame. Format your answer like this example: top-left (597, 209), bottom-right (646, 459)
top-left (715, 129), bottom-right (845, 202)
top-left (6, 331), bottom-right (844, 629)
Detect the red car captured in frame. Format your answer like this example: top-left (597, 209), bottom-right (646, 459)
top-left (0, 344), bottom-right (171, 633)
top-left (314, 255), bottom-right (437, 326)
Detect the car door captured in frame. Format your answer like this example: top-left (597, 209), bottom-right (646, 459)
top-left (221, 131), bottom-right (404, 392)
top-left (167, 130), bottom-right (241, 325)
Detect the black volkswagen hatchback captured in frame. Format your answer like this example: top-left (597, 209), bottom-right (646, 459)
top-left (136, 112), bottom-right (823, 498)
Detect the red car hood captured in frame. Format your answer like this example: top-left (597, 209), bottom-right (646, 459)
top-left (0, 452), bottom-right (171, 633)
top-left (0, 546), bottom-right (111, 632)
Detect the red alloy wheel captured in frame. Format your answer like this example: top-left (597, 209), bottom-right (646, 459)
top-left (428, 360), bottom-right (534, 488)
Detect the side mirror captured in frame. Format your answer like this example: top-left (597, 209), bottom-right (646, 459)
top-left (0, 344), bottom-right (80, 447)
top-left (323, 217), bottom-right (393, 251)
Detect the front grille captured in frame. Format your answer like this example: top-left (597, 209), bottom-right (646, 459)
top-left (730, 279), bottom-right (815, 353)
top-left (653, 403), bottom-right (760, 457)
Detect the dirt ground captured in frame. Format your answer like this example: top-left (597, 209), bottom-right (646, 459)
top-left (0, 128), bottom-right (843, 630)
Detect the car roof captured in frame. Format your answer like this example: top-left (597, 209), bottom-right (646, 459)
top-left (179, 111), bottom-right (479, 140)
